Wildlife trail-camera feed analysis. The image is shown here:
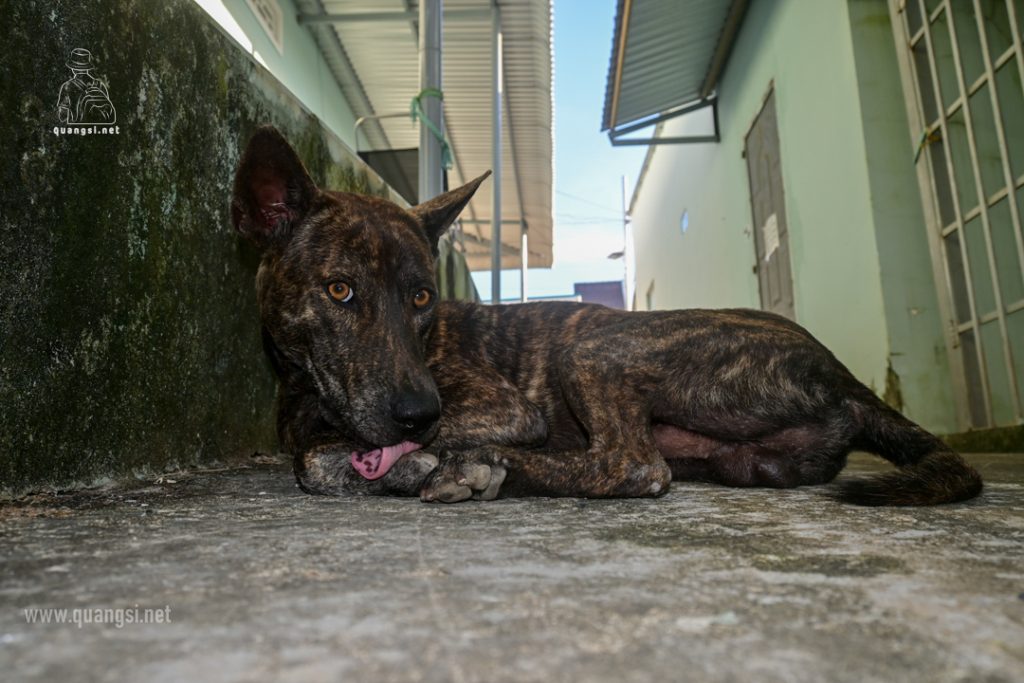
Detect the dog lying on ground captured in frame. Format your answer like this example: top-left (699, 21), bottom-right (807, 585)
top-left (231, 126), bottom-right (982, 505)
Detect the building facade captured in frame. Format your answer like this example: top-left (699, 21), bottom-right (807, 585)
top-left (613, 0), bottom-right (1023, 436)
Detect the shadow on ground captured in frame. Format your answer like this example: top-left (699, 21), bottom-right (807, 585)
top-left (1, 454), bottom-right (1022, 682)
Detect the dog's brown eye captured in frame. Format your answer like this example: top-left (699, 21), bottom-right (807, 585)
top-left (327, 281), bottom-right (353, 303)
top-left (413, 289), bottom-right (432, 309)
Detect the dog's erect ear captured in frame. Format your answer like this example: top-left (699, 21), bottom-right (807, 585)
top-left (231, 126), bottom-right (318, 249)
top-left (410, 171), bottom-right (491, 251)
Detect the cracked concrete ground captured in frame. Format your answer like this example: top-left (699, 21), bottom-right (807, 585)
top-left (1, 453), bottom-right (1022, 683)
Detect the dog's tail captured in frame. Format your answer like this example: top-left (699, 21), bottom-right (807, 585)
top-left (836, 395), bottom-right (982, 506)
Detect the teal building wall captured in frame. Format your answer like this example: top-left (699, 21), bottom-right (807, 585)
top-left (629, 0), bottom-right (955, 432)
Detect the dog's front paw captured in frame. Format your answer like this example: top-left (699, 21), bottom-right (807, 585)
top-left (420, 449), bottom-right (507, 503)
top-left (383, 451), bottom-right (439, 495)
top-left (296, 446), bottom-right (438, 496)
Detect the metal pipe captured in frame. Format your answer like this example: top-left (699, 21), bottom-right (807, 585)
top-left (418, 0), bottom-right (443, 205)
top-left (606, 0), bottom-right (635, 130)
top-left (491, 6), bottom-right (503, 304)
top-left (609, 97), bottom-right (715, 138)
top-left (699, 0), bottom-right (749, 99)
top-left (399, 1), bottom-right (482, 239)
top-left (610, 134), bottom-right (719, 146)
top-left (353, 112), bottom-right (408, 153)
top-left (622, 175), bottom-right (630, 311)
top-left (520, 221), bottom-right (528, 303)
top-left (607, 99), bottom-right (720, 147)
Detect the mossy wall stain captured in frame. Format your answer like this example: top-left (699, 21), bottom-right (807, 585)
top-left (882, 361), bottom-right (904, 414)
top-left (0, 0), bottom-right (396, 495)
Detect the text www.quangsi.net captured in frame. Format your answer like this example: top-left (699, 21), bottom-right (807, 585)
top-left (22, 605), bottom-right (171, 628)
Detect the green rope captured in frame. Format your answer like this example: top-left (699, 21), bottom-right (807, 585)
top-left (411, 88), bottom-right (453, 170)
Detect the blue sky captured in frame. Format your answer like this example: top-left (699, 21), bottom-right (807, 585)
top-left (470, 0), bottom-right (647, 301)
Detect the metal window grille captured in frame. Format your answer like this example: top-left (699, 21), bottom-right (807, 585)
top-left (892, 0), bottom-right (1024, 428)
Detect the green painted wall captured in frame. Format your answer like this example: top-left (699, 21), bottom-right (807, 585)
top-left (846, 0), bottom-right (956, 432)
top-left (194, 0), bottom-right (368, 151)
top-left (630, 0), bottom-right (956, 432)
top-left (0, 0), bottom-right (400, 496)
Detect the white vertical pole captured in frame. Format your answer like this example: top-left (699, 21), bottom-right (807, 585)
top-left (520, 221), bottom-right (528, 302)
top-left (622, 174), bottom-right (631, 310)
top-left (418, 0), bottom-right (443, 204)
top-left (491, 7), bottom-right (503, 305)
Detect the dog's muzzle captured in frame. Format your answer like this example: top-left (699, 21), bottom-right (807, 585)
top-left (390, 388), bottom-right (441, 441)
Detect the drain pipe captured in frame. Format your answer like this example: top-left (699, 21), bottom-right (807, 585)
top-left (490, 4), bottom-right (503, 304)
top-left (418, 0), bottom-right (443, 204)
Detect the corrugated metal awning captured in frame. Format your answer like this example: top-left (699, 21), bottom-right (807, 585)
top-left (601, 0), bottom-right (746, 133)
top-left (296, 0), bottom-right (553, 270)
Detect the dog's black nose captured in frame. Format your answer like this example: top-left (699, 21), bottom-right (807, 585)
top-left (391, 390), bottom-right (440, 438)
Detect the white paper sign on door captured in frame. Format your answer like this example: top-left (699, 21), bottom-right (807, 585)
top-left (762, 213), bottom-right (779, 262)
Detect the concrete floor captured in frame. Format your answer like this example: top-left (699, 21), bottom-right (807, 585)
top-left (1, 454), bottom-right (1022, 683)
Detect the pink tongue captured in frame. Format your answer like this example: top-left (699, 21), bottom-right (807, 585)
top-left (350, 441), bottom-right (423, 480)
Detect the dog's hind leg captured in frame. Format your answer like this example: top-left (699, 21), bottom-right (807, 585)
top-left (636, 308), bottom-right (972, 500)
top-left (652, 385), bottom-right (981, 505)
top-left (652, 421), bottom-right (850, 488)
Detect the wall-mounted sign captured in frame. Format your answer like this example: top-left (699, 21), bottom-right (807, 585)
top-left (762, 212), bottom-right (779, 261)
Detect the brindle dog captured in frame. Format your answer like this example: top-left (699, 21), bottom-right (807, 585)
top-left (232, 126), bottom-right (981, 505)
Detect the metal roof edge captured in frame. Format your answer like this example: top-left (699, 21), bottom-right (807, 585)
top-left (699, 0), bottom-right (748, 99)
top-left (600, 0), bottom-right (629, 132)
top-left (602, 0), bottom-right (748, 134)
